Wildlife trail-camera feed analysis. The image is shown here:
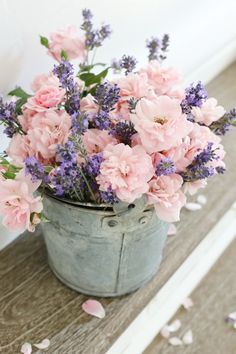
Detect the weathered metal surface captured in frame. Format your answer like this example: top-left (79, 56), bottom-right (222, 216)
top-left (42, 194), bottom-right (169, 297)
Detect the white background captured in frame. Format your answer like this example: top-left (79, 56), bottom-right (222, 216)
top-left (0, 0), bottom-right (236, 248)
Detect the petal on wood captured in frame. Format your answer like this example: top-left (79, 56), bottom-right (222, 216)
top-left (160, 326), bottom-right (170, 338)
top-left (20, 342), bottom-right (32, 354)
top-left (228, 311), bottom-right (236, 321)
top-left (168, 319), bottom-right (182, 332)
top-left (182, 329), bottom-right (193, 345)
top-left (185, 202), bottom-right (202, 211)
top-left (197, 194), bottom-right (207, 205)
top-left (33, 338), bottom-right (51, 349)
top-left (167, 224), bottom-right (177, 236)
top-left (168, 337), bottom-right (183, 346)
top-left (181, 297), bottom-right (194, 310)
top-left (82, 299), bottom-right (106, 319)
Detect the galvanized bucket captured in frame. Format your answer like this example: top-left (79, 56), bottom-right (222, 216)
top-left (41, 193), bottom-right (169, 297)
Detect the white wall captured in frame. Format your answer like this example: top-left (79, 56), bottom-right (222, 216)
top-left (0, 0), bottom-right (236, 248)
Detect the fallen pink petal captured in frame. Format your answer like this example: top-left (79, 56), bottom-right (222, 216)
top-left (182, 329), bottom-right (193, 345)
top-left (168, 336), bottom-right (183, 346)
top-left (197, 194), bottom-right (207, 205)
top-left (167, 223), bottom-right (177, 236)
top-left (160, 326), bottom-right (170, 338)
top-left (20, 342), bottom-right (32, 354)
top-left (181, 297), bottom-right (194, 310)
top-left (33, 338), bottom-right (51, 349)
top-left (185, 202), bottom-right (202, 211)
top-left (168, 319), bottom-right (182, 332)
top-left (82, 299), bottom-right (106, 318)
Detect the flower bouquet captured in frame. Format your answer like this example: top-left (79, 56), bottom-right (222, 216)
top-left (0, 9), bottom-right (235, 296)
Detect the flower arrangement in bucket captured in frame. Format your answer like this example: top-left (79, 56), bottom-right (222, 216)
top-left (0, 9), bottom-right (235, 296)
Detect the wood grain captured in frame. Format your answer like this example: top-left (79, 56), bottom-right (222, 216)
top-left (0, 63), bottom-right (236, 354)
top-left (145, 239), bottom-right (236, 354)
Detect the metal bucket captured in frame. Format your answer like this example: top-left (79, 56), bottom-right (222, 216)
top-left (41, 193), bottom-right (169, 297)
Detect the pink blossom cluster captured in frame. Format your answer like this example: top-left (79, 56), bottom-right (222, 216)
top-left (0, 23), bottom-right (228, 234)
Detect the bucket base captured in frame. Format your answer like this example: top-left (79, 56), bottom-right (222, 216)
top-left (48, 257), bottom-right (162, 297)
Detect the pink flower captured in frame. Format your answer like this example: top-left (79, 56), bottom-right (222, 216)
top-left (9, 110), bottom-right (71, 165)
top-left (82, 129), bottom-right (117, 154)
top-left (96, 143), bottom-right (154, 203)
top-left (18, 109), bottom-right (37, 132)
top-left (48, 26), bottom-right (86, 62)
top-left (140, 60), bottom-right (182, 96)
top-left (26, 110), bottom-right (71, 161)
top-left (0, 170), bottom-right (43, 233)
top-left (24, 85), bottom-right (65, 112)
top-left (80, 94), bottom-right (99, 114)
top-left (165, 123), bottom-right (225, 172)
top-left (147, 174), bottom-right (186, 222)
top-left (7, 134), bottom-right (33, 167)
top-left (114, 73), bottom-right (155, 119)
top-left (183, 180), bottom-right (207, 195)
top-left (131, 96), bottom-right (193, 153)
top-left (31, 72), bottom-right (60, 92)
top-left (192, 98), bottom-right (225, 126)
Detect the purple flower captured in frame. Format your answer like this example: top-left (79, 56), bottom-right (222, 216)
top-left (24, 157), bottom-right (48, 183)
top-left (209, 108), bottom-right (236, 135)
top-left (120, 55), bottom-right (137, 75)
top-left (81, 8), bottom-right (111, 50)
top-left (181, 81), bottom-right (208, 114)
top-left (100, 186), bottom-right (118, 204)
top-left (0, 97), bottom-right (23, 137)
top-left (146, 34), bottom-right (169, 62)
top-left (156, 158), bottom-right (176, 176)
top-left (95, 81), bottom-right (120, 112)
top-left (93, 111), bottom-right (112, 130)
top-left (110, 121), bottom-right (136, 145)
top-left (83, 153), bottom-right (103, 177)
top-left (181, 142), bottom-right (220, 182)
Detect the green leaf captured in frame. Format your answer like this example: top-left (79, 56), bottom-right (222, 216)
top-left (78, 67), bottom-right (109, 87)
top-left (8, 87), bottom-right (31, 99)
top-left (3, 171), bottom-right (16, 179)
top-left (40, 35), bottom-right (49, 48)
top-left (79, 62), bottom-right (106, 73)
top-left (61, 50), bottom-right (68, 61)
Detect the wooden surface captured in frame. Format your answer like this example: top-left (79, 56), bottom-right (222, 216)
top-left (145, 239), bottom-right (236, 354)
top-left (0, 63), bottom-right (236, 354)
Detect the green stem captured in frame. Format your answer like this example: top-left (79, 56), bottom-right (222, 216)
top-left (79, 168), bottom-right (97, 202)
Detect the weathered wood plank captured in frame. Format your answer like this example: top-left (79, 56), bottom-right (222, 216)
top-left (0, 62), bottom-right (236, 354)
top-left (145, 239), bottom-right (236, 354)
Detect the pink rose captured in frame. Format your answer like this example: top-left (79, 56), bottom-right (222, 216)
top-left (24, 85), bottom-right (65, 112)
top-left (18, 109), bottom-right (37, 132)
top-left (7, 134), bottom-right (33, 167)
top-left (114, 73), bottom-right (155, 119)
top-left (131, 96), bottom-right (193, 153)
top-left (192, 98), bottom-right (225, 126)
top-left (31, 72), bottom-right (60, 92)
top-left (183, 180), bottom-right (207, 195)
top-left (96, 143), bottom-right (154, 203)
top-left (165, 123), bottom-right (225, 172)
top-left (26, 110), bottom-right (71, 161)
top-left (140, 60), bottom-right (182, 96)
top-left (0, 170), bottom-right (43, 233)
top-left (147, 174), bottom-right (186, 222)
top-left (48, 26), bottom-right (86, 62)
top-left (80, 94), bottom-right (99, 114)
top-left (82, 129), bottom-right (117, 154)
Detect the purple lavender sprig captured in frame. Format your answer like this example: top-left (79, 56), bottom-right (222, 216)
top-left (146, 34), bottom-right (170, 62)
top-left (53, 60), bottom-right (89, 134)
top-left (156, 158), bottom-right (176, 176)
top-left (111, 55), bottom-right (137, 75)
top-left (209, 108), bottom-right (236, 135)
top-left (0, 97), bottom-right (24, 137)
top-left (181, 81), bottom-right (208, 114)
top-left (110, 121), bottom-right (137, 145)
top-left (181, 142), bottom-right (222, 182)
top-left (100, 186), bottom-right (118, 204)
top-left (81, 8), bottom-right (111, 51)
top-left (24, 157), bottom-right (49, 183)
top-left (95, 81), bottom-right (120, 111)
